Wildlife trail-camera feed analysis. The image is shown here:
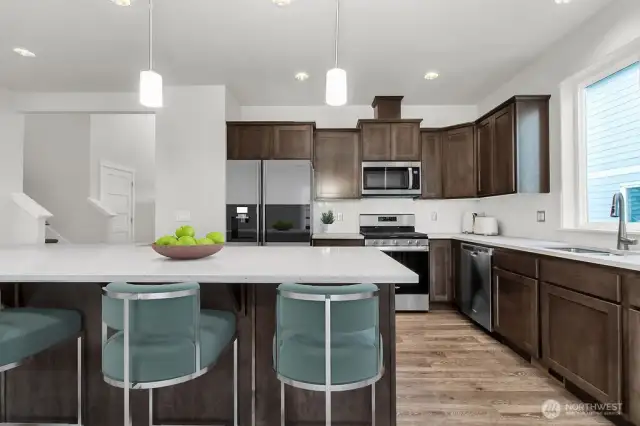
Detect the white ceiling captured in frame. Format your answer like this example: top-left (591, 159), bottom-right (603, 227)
top-left (0, 0), bottom-right (612, 106)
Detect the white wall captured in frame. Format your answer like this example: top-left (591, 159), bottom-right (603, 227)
top-left (0, 88), bottom-right (31, 244)
top-left (23, 114), bottom-right (106, 243)
top-left (90, 114), bottom-right (156, 243)
top-left (240, 104), bottom-right (479, 233)
top-left (476, 0), bottom-right (640, 248)
top-left (155, 86), bottom-right (227, 238)
top-left (225, 88), bottom-right (241, 121)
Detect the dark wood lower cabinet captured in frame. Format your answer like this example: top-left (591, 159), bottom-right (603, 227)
top-left (541, 282), bottom-right (622, 405)
top-left (429, 240), bottom-right (452, 302)
top-left (492, 268), bottom-right (538, 357)
top-left (627, 308), bottom-right (640, 424)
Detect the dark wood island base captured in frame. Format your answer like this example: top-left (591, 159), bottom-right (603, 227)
top-left (0, 282), bottom-right (396, 426)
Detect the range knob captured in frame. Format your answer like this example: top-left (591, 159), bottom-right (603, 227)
top-left (408, 240), bottom-right (415, 245)
top-left (392, 240), bottom-right (398, 245)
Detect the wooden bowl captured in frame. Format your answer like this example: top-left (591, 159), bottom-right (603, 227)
top-left (151, 243), bottom-right (223, 260)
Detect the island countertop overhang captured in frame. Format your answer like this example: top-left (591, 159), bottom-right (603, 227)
top-left (0, 245), bottom-right (418, 284)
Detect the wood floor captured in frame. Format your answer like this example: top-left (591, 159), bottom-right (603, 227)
top-left (396, 310), bottom-right (613, 425)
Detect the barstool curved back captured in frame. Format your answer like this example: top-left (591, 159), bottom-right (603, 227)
top-left (0, 286), bottom-right (84, 425)
top-left (274, 283), bottom-right (382, 426)
top-left (101, 282), bottom-right (237, 426)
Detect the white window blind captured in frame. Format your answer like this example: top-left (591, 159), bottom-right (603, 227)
top-left (584, 62), bottom-right (640, 223)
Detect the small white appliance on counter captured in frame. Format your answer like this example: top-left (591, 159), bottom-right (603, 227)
top-left (473, 217), bottom-right (499, 236)
top-left (462, 212), bottom-right (477, 234)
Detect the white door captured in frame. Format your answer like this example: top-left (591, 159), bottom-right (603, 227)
top-left (100, 163), bottom-right (135, 243)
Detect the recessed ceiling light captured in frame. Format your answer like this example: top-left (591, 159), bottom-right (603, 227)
top-left (295, 72), bottom-right (309, 81)
top-left (110, 0), bottom-right (132, 5)
top-left (13, 47), bottom-right (35, 58)
top-left (273, 0), bottom-right (292, 6)
top-left (424, 71), bottom-right (439, 80)
top-left (554, 0), bottom-right (571, 3)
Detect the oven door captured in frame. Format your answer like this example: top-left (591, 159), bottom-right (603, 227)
top-left (383, 249), bottom-right (429, 312)
top-left (361, 162), bottom-right (421, 196)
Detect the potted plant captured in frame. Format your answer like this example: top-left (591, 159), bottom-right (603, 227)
top-left (320, 210), bottom-right (335, 233)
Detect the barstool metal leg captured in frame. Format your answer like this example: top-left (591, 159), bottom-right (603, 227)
top-left (124, 299), bottom-right (131, 426)
top-left (233, 338), bottom-right (238, 426)
top-left (324, 297), bottom-right (331, 426)
top-left (77, 335), bottom-right (83, 425)
top-left (149, 390), bottom-right (153, 426)
top-left (0, 371), bottom-right (5, 423)
top-left (371, 383), bottom-right (375, 426)
top-left (280, 382), bottom-right (285, 426)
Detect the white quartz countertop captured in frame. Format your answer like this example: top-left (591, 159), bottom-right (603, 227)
top-left (429, 233), bottom-right (640, 272)
top-left (312, 233), bottom-right (364, 240)
top-left (0, 245), bottom-right (417, 284)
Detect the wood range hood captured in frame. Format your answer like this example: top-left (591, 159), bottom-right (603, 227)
top-left (371, 95), bottom-right (404, 119)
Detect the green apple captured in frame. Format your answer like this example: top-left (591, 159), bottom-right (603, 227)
top-left (175, 225), bottom-right (196, 239)
top-left (206, 232), bottom-right (225, 244)
top-left (156, 235), bottom-right (178, 246)
top-left (196, 237), bottom-right (214, 245)
top-left (177, 236), bottom-right (197, 246)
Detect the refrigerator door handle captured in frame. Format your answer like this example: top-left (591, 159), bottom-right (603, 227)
top-left (256, 161), bottom-right (261, 245)
top-left (261, 161), bottom-right (267, 245)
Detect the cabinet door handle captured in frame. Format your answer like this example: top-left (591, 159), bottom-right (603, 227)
top-left (495, 275), bottom-right (499, 329)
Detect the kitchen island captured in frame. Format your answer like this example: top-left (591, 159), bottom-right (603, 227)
top-left (0, 245), bottom-right (416, 426)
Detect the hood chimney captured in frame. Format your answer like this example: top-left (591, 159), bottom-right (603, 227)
top-left (372, 96), bottom-right (404, 119)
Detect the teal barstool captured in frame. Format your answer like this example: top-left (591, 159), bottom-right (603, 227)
top-left (0, 290), bottom-right (83, 425)
top-left (274, 283), bottom-right (383, 426)
top-left (101, 282), bottom-right (237, 426)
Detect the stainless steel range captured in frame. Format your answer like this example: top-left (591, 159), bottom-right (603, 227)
top-left (360, 214), bottom-right (429, 312)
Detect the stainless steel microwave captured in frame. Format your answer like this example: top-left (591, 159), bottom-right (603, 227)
top-left (361, 161), bottom-right (421, 197)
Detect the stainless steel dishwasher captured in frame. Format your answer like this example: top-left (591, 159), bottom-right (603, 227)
top-left (457, 243), bottom-right (493, 332)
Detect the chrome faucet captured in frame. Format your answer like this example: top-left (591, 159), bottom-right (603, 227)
top-left (610, 192), bottom-right (638, 250)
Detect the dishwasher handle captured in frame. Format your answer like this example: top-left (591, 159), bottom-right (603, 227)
top-left (461, 243), bottom-right (493, 256)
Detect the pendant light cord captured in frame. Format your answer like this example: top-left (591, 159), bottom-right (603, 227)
top-left (334, 0), bottom-right (340, 68)
top-left (148, 0), bottom-right (153, 70)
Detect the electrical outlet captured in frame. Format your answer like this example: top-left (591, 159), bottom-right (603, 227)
top-left (336, 212), bottom-right (344, 222)
top-left (537, 211), bottom-right (546, 222)
top-left (176, 210), bottom-right (191, 222)
top-left (431, 212), bottom-right (438, 221)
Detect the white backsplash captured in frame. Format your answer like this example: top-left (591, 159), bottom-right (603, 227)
top-left (314, 198), bottom-right (480, 234)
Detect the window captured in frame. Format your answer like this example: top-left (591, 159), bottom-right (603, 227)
top-left (579, 61), bottom-right (640, 228)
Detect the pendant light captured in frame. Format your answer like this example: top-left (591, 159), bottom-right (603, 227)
top-left (325, 0), bottom-right (347, 106)
top-left (140, 0), bottom-right (163, 107)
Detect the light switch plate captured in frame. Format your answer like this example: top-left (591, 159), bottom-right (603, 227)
top-left (431, 212), bottom-right (438, 221)
top-left (537, 211), bottom-right (546, 222)
top-left (336, 212), bottom-right (344, 222)
top-left (176, 210), bottom-right (191, 222)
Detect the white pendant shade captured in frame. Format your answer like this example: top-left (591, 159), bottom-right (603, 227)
top-left (325, 67), bottom-right (347, 106)
top-left (140, 70), bottom-right (163, 108)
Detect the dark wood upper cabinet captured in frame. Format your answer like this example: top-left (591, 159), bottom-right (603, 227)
top-left (493, 104), bottom-right (516, 195)
top-left (227, 125), bottom-right (272, 160)
top-left (421, 131), bottom-right (443, 199)
top-left (361, 123), bottom-right (391, 161)
top-left (627, 308), bottom-right (640, 424)
top-left (314, 130), bottom-right (361, 199)
top-left (390, 123), bottom-right (421, 161)
top-left (541, 282), bottom-right (622, 405)
top-left (442, 125), bottom-right (476, 198)
top-left (475, 96), bottom-right (549, 195)
top-left (429, 240), bottom-right (452, 302)
top-left (359, 120), bottom-right (422, 161)
top-left (272, 125), bottom-right (313, 160)
top-left (493, 268), bottom-right (539, 357)
top-left (476, 118), bottom-right (494, 196)
top-left (227, 122), bottom-right (314, 160)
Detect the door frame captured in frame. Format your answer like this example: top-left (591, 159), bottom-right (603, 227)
top-left (99, 161), bottom-right (136, 242)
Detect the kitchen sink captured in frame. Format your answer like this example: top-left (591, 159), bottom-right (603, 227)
top-left (543, 247), bottom-right (639, 256)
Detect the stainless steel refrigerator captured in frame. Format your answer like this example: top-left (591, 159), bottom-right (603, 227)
top-left (226, 160), bottom-right (312, 246)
